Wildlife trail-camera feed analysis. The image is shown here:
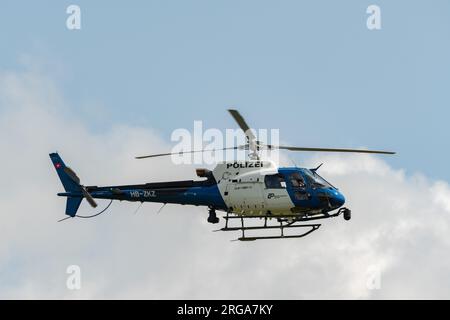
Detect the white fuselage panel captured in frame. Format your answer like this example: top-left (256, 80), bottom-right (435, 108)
top-left (213, 161), bottom-right (294, 215)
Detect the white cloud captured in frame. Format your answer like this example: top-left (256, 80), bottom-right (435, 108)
top-left (1, 68), bottom-right (450, 299)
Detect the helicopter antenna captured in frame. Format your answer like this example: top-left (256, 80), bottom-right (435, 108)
top-left (133, 202), bottom-right (143, 215)
top-left (156, 203), bottom-right (166, 214)
top-left (287, 154), bottom-right (299, 167)
top-left (57, 199), bottom-right (113, 222)
top-left (311, 163), bottom-right (323, 172)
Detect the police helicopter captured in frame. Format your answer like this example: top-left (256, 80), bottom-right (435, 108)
top-left (50, 110), bottom-right (395, 241)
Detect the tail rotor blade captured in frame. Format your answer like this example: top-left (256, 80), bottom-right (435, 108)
top-left (64, 167), bottom-right (81, 184)
top-left (64, 167), bottom-right (97, 207)
top-left (81, 186), bottom-right (98, 208)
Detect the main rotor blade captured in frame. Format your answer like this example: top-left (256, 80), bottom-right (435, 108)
top-left (135, 146), bottom-right (240, 159)
top-left (272, 145), bottom-right (396, 155)
top-left (228, 109), bottom-right (256, 142)
top-left (64, 167), bottom-right (81, 185)
top-left (81, 186), bottom-right (98, 208)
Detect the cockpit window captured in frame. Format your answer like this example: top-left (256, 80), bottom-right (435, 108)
top-left (264, 174), bottom-right (286, 189)
top-left (302, 169), bottom-right (334, 189)
top-left (289, 172), bottom-right (306, 189)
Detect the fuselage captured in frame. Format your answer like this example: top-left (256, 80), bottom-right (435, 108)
top-left (58, 160), bottom-right (345, 216)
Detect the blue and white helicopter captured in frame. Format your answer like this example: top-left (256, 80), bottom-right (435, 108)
top-left (50, 110), bottom-right (395, 241)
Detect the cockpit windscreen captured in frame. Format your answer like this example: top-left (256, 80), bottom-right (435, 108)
top-left (301, 169), bottom-right (335, 189)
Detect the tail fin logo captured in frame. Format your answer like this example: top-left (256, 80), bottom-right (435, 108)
top-left (55, 163), bottom-right (62, 169)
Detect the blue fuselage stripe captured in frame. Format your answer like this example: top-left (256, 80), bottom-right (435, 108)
top-left (83, 184), bottom-right (228, 210)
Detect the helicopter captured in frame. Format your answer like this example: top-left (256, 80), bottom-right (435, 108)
top-left (50, 110), bottom-right (395, 241)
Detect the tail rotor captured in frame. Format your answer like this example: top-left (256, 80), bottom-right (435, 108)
top-left (63, 166), bottom-right (97, 208)
top-left (50, 153), bottom-right (97, 217)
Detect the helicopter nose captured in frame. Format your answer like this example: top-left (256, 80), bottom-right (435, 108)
top-left (331, 190), bottom-right (345, 208)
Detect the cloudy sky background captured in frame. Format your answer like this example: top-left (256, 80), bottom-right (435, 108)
top-left (1, 1), bottom-right (450, 299)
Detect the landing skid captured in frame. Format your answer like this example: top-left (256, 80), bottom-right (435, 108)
top-left (235, 223), bottom-right (320, 241)
top-left (217, 208), bottom-right (349, 241)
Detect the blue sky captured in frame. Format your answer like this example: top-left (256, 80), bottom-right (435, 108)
top-left (1, 0), bottom-right (450, 179)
